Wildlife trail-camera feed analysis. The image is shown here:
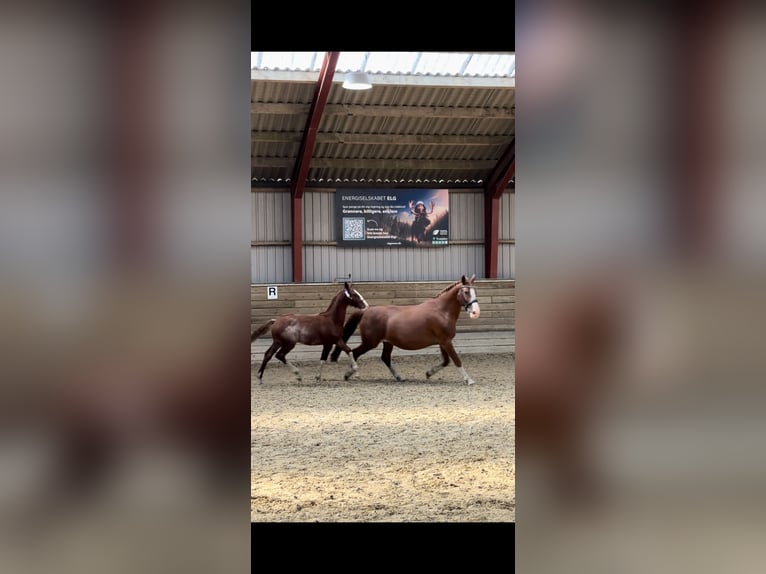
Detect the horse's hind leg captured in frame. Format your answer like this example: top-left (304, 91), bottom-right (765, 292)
top-left (330, 312), bottom-right (363, 362)
top-left (315, 344), bottom-right (332, 382)
top-left (442, 340), bottom-right (474, 385)
top-left (275, 342), bottom-right (301, 381)
top-left (426, 347), bottom-right (451, 379)
top-left (257, 342), bottom-right (280, 382)
top-left (380, 342), bottom-right (403, 382)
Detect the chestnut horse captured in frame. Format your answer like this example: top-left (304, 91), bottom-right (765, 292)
top-left (330, 274), bottom-right (480, 384)
top-left (251, 282), bottom-right (368, 383)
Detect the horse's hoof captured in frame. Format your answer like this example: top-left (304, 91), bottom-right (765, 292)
top-left (395, 376), bottom-right (404, 382)
top-left (465, 379), bottom-right (475, 386)
top-left (426, 371), bottom-right (433, 378)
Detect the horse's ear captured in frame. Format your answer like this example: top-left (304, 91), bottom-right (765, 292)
top-left (344, 281), bottom-right (350, 290)
top-left (470, 274), bottom-right (476, 283)
top-left (461, 275), bottom-right (467, 284)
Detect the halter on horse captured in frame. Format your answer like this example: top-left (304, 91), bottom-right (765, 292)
top-left (330, 274), bottom-right (480, 384)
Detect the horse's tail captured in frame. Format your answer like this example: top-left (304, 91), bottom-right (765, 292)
top-left (250, 319), bottom-right (276, 342)
top-left (329, 309), bottom-right (364, 362)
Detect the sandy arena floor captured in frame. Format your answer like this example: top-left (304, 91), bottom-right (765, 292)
top-left (251, 351), bottom-right (515, 522)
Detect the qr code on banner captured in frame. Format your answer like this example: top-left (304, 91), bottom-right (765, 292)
top-left (342, 217), bottom-right (366, 240)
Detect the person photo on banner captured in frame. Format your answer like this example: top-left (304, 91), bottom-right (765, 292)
top-left (408, 199), bottom-right (435, 243)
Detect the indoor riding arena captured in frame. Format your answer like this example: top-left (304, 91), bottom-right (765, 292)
top-left (250, 52), bottom-right (515, 522)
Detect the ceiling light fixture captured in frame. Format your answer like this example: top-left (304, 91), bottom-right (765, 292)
top-left (342, 71), bottom-right (372, 90)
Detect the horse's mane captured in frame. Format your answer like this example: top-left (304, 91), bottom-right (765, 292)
top-left (318, 288), bottom-right (348, 315)
top-left (433, 281), bottom-right (461, 298)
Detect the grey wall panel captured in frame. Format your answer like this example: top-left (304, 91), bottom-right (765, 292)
top-left (498, 243), bottom-right (515, 279)
top-left (251, 189), bottom-right (290, 242)
top-left (448, 190), bottom-right (484, 240)
top-left (303, 244), bottom-right (485, 282)
top-left (500, 191), bottom-right (514, 240)
top-left (251, 246), bottom-right (291, 283)
top-left (304, 190), bottom-right (335, 242)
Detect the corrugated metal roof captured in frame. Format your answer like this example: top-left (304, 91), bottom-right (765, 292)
top-left (252, 51), bottom-right (516, 78)
top-left (251, 52), bottom-right (515, 188)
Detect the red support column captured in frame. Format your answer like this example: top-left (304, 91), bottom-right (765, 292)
top-left (484, 139), bottom-right (514, 279)
top-left (485, 194), bottom-right (501, 278)
top-left (291, 194), bottom-right (303, 283)
top-left (289, 51), bottom-right (339, 282)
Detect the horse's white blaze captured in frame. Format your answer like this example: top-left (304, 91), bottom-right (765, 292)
top-left (353, 289), bottom-right (369, 309)
top-left (468, 287), bottom-right (480, 319)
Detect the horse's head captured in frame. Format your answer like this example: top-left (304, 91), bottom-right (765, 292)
top-left (459, 274), bottom-right (480, 319)
top-left (344, 281), bottom-right (369, 310)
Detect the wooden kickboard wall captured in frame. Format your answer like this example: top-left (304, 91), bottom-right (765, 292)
top-left (251, 279), bottom-right (515, 334)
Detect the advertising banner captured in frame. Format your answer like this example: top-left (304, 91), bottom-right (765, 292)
top-left (335, 189), bottom-right (449, 247)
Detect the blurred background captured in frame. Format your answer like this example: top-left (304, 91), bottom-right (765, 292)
top-left (517, 2), bottom-right (766, 573)
top-left (0, 1), bottom-right (250, 572)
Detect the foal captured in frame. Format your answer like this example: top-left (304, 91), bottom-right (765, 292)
top-left (251, 282), bottom-right (368, 382)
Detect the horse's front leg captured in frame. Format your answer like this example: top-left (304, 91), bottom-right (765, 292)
top-left (442, 340), bottom-right (474, 385)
